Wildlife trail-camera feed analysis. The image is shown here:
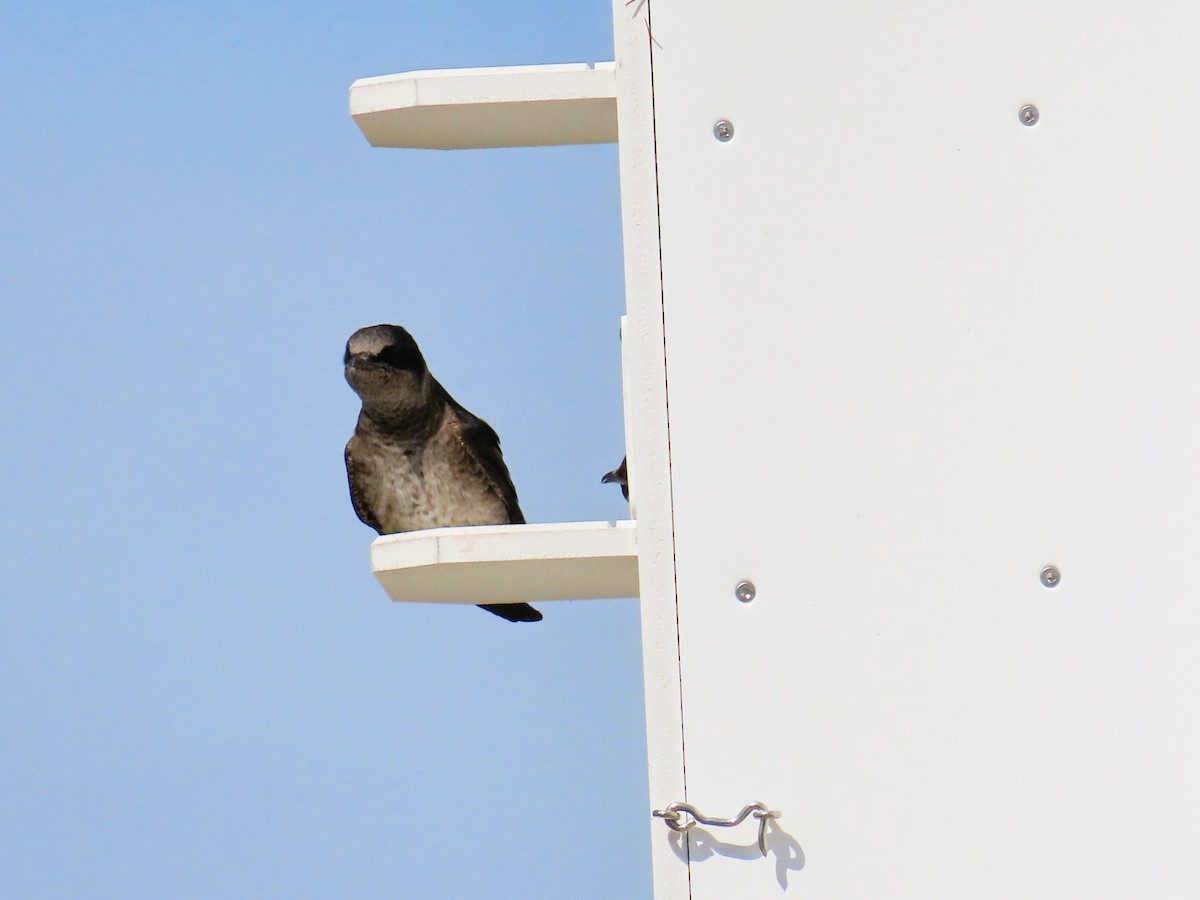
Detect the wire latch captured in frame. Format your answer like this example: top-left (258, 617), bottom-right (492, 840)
top-left (651, 801), bottom-right (780, 856)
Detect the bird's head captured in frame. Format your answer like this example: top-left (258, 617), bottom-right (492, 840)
top-left (343, 324), bottom-right (430, 408)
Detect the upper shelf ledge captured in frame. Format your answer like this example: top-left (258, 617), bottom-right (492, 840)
top-left (371, 520), bottom-right (638, 605)
top-left (349, 62), bottom-right (618, 150)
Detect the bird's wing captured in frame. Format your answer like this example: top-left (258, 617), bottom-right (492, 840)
top-left (436, 380), bottom-right (525, 525)
top-left (344, 435), bottom-right (383, 533)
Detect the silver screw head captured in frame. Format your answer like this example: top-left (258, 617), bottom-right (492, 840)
top-left (1040, 565), bottom-right (1061, 588)
top-left (735, 580), bottom-right (756, 603)
top-left (714, 119), bottom-right (735, 142)
top-left (1019, 104), bottom-right (1040, 126)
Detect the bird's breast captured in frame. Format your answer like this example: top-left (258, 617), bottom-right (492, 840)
top-left (359, 436), bottom-right (510, 533)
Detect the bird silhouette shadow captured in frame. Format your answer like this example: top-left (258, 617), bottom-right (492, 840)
top-left (665, 819), bottom-right (805, 889)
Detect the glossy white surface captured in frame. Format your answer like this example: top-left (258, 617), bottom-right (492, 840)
top-left (631, 1), bottom-right (1200, 896)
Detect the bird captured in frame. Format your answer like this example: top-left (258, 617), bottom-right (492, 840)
top-left (343, 324), bottom-right (541, 623)
top-left (601, 456), bottom-right (628, 500)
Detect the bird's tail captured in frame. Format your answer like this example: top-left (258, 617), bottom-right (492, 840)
top-left (478, 603), bottom-right (543, 623)
top-left (601, 457), bottom-right (629, 500)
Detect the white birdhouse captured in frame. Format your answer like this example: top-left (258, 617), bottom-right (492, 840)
top-left (352, 1), bottom-right (1200, 895)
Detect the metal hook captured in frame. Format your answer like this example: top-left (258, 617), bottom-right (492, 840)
top-left (652, 801), bottom-right (780, 856)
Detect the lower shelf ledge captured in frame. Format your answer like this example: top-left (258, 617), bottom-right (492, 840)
top-left (371, 520), bottom-right (638, 604)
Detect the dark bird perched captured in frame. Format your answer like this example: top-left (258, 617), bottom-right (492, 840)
top-left (601, 456), bottom-right (628, 500)
top-left (343, 324), bottom-right (541, 623)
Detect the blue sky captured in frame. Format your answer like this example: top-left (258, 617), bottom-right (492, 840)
top-left (0, 3), bottom-right (649, 896)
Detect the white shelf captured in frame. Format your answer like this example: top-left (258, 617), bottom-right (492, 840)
top-left (371, 520), bottom-right (638, 605)
top-left (349, 62), bottom-right (618, 149)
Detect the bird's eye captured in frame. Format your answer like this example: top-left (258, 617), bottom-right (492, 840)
top-left (378, 341), bottom-right (422, 372)
top-left (343, 344), bottom-right (352, 366)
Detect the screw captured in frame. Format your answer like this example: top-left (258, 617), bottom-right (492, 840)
top-left (735, 580), bottom-right (756, 603)
top-left (714, 120), bottom-right (735, 142)
top-left (1040, 565), bottom-right (1061, 588)
top-left (1019, 104), bottom-right (1039, 126)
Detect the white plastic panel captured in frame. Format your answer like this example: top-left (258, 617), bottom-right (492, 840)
top-left (350, 63), bottom-right (617, 149)
top-left (609, 6), bottom-right (689, 898)
top-left (371, 520), bottom-right (637, 604)
top-left (640, 1), bottom-right (1200, 896)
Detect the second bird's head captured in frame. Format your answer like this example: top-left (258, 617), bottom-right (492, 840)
top-left (344, 324), bottom-right (429, 405)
